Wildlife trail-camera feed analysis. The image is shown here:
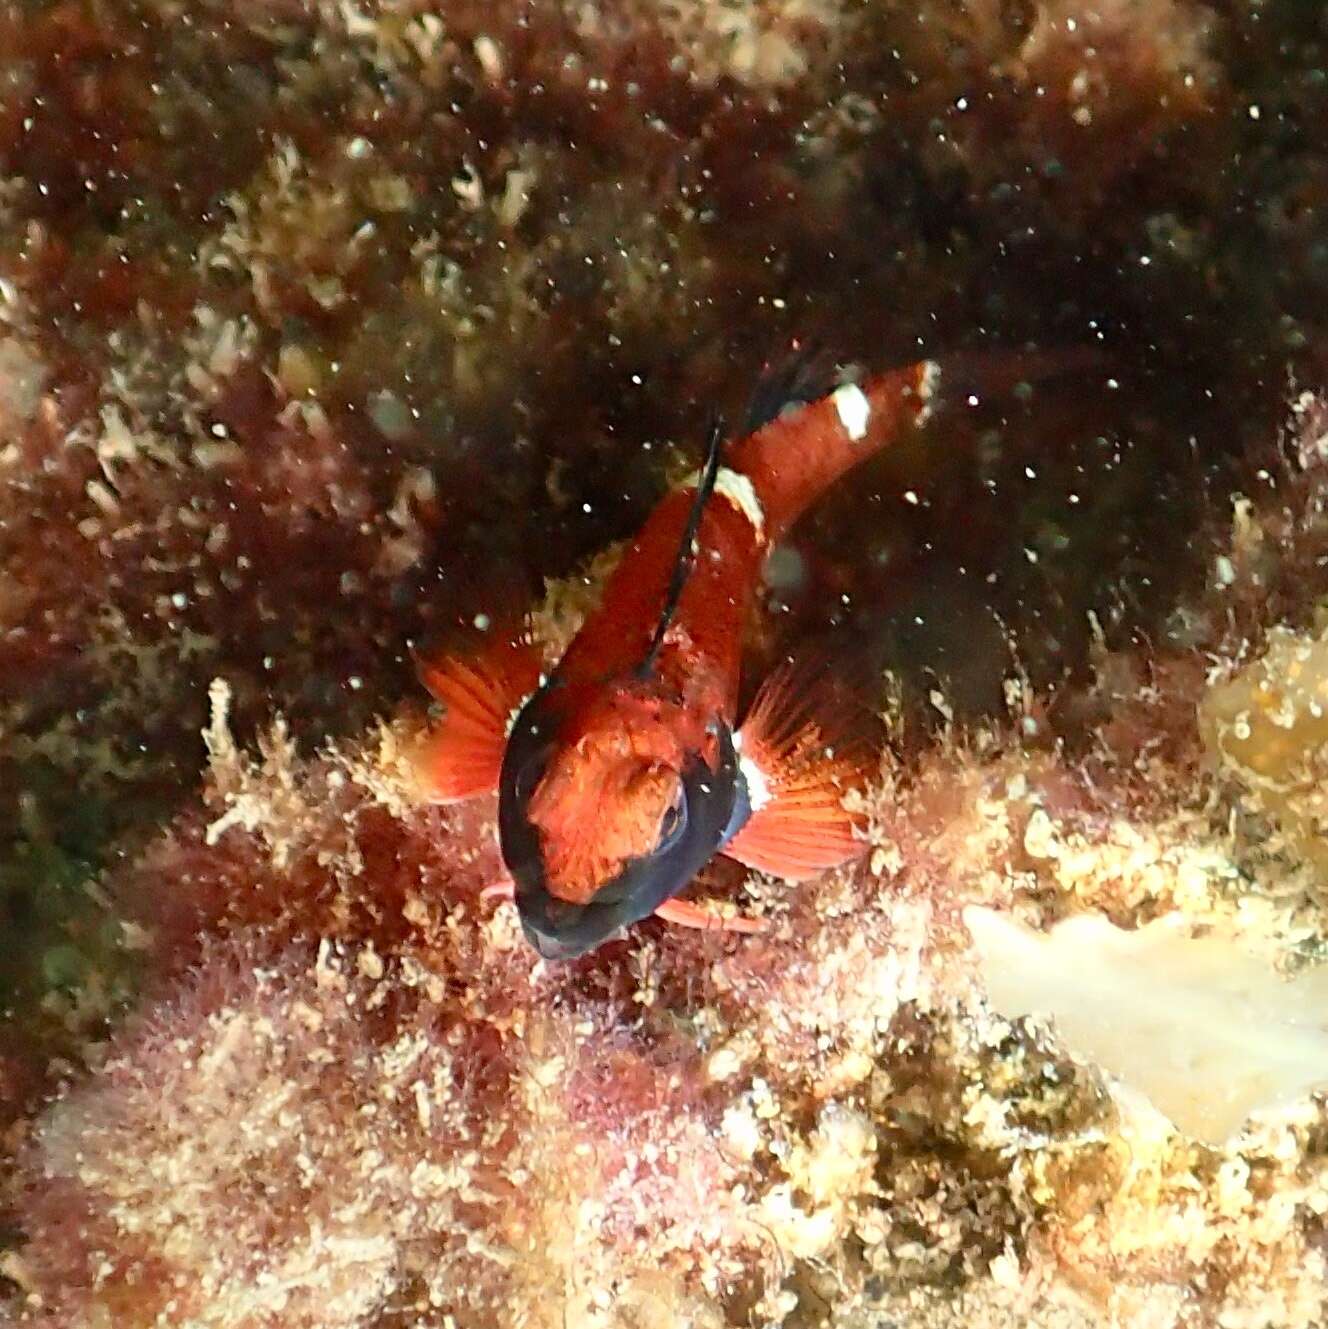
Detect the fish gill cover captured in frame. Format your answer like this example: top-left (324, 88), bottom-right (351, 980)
top-left (2, 0), bottom-right (1328, 1326)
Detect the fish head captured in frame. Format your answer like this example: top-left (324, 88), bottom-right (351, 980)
top-left (497, 678), bottom-right (738, 959)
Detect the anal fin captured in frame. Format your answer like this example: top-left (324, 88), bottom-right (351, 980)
top-left (724, 658), bottom-right (873, 880)
top-left (414, 628), bottom-right (542, 802)
top-left (654, 896), bottom-right (769, 934)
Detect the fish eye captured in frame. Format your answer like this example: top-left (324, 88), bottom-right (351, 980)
top-left (659, 792), bottom-right (688, 847)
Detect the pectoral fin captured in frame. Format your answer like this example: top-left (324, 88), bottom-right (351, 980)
top-left (414, 630), bottom-right (542, 801)
top-left (723, 659), bottom-right (871, 879)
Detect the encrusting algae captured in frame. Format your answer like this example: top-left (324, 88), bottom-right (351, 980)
top-left (967, 906), bottom-right (1328, 1144)
top-left (4, 0), bottom-right (1328, 1326)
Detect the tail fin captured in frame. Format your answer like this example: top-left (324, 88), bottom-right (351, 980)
top-left (921, 344), bottom-right (1110, 416)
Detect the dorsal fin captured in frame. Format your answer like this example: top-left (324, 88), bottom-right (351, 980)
top-left (637, 415), bottom-right (725, 677)
top-left (742, 339), bottom-right (834, 434)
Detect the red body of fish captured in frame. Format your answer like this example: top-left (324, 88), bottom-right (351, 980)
top-left (417, 360), bottom-right (939, 958)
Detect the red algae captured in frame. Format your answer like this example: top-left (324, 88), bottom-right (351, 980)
top-left (9, 939), bottom-right (533, 1328)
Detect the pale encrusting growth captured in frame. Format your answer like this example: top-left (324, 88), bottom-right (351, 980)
top-left (968, 906), bottom-right (1328, 1143)
top-left (1202, 619), bottom-right (1328, 880)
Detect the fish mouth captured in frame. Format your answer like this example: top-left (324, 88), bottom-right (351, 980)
top-left (526, 930), bottom-right (587, 962)
top-left (520, 910), bottom-right (624, 962)
top-left (509, 846), bottom-right (697, 961)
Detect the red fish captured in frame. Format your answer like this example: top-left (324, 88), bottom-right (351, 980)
top-left (417, 359), bottom-right (940, 958)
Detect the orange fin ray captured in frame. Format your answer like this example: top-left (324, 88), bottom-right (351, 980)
top-left (415, 630), bottom-right (542, 802)
top-left (723, 659), bottom-right (873, 880)
top-left (480, 873), bottom-right (515, 902)
top-left (653, 896), bottom-right (769, 934)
